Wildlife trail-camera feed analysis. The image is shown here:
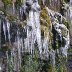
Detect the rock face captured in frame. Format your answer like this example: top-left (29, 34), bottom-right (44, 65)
top-left (70, 22), bottom-right (72, 45)
top-left (0, 0), bottom-right (71, 72)
top-left (70, 5), bottom-right (72, 45)
top-left (0, 0), bottom-right (4, 8)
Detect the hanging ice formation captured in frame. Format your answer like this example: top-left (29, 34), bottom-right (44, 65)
top-left (46, 7), bottom-right (70, 57)
top-left (0, 0), bottom-right (70, 71)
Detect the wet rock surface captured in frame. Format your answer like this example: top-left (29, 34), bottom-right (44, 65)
top-left (67, 46), bottom-right (72, 72)
top-left (0, 0), bottom-right (72, 72)
top-left (0, 0), bottom-right (4, 8)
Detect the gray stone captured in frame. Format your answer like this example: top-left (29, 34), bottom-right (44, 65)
top-left (0, 0), bottom-right (4, 8)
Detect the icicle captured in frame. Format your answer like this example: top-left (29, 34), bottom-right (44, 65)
top-left (0, 19), bottom-right (1, 45)
top-left (53, 22), bottom-right (70, 57)
top-left (61, 29), bottom-right (70, 57)
top-left (6, 51), bottom-right (8, 72)
top-left (11, 40), bottom-right (19, 72)
top-left (11, 49), bottom-right (14, 69)
top-left (31, 31), bottom-right (35, 54)
top-left (32, 0), bottom-right (42, 54)
top-left (12, 0), bottom-right (16, 14)
top-left (12, 48), bottom-right (15, 71)
top-left (27, 27), bottom-right (30, 53)
top-left (25, 0), bottom-right (42, 54)
top-left (43, 38), bottom-right (48, 54)
top-left (17, 30), bottom-right (21, 70)
top-left (21, 38), bottom-right (24, 53)
top-left (6, 20), bottom-right (10, 42)
top-left (49, 49), bottom-right (55, 66)
top-left (28, 11), bottom-right (35, 28)
top-left (12, 3), bottom-right (15, 14)
top-left (3, 21), bottom-right (6, 41)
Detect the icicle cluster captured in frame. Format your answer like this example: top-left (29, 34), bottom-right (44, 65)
top-left (0, 0), bottom-right (70, 72)
top-left (46, 7), bottom-right (70, 57)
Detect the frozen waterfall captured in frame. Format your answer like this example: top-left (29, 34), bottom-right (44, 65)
top-left (0, 0), bottom-right (70, 72)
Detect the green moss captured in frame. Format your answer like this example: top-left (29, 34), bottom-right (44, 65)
top-left (64, 0), bottom-right (69, 3)
top-left (58, 64), bottom-right (67, 72)
top-left (68, 48), bottom-right (72, 60)
top-left (20, 48), bottom-right (39, 72)
top-left (0, 8), bottom-right (7, 15)
top-left (55, 54), bottom-right (67, 72)
top-left (7, 14), bottom-right (17, 21)
top-left (68, 48), bottom-right (72, 53)
top-left (15, 0), bottom-right (22, 8)
top-left (2, 0), bottom-right (12, 6)
top-left (48, 64), bottom-right (57, 72)
top-left (6, 51), bottom-right (14, 72)
top-left (40, 7), bottom-right (53, 46)
top-left (48, 64), bottom-right (53, 72)
top-left (40, 7), bottom-right (51, 29)
top-left (62, 17), bottom-right (70, 29)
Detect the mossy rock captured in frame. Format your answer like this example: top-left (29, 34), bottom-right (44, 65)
top-left (62, 17), bottom-right (70, 29)
top-left (40, 7), bottom-right (53, 43)
top-left (61, 29), bottom-right (67, 37)
top-left (41, 25), bottom-right (49, 38)
top-left (15, 0), bottom-right (23, 8)
top-left (2, 0), bottom-right (12, 6)
top-left (20, 48), bottom-right (39, 72)
top-left (1, 42), bottom-right (11, 51)
top-left (64, 21), bottom-right (70, 29)
top-left (40, 7), bottom-right (51, 29)
top-left (58, 64), bottom-right (67, 72)
top-left (48, 64), bottom-right (53, 72)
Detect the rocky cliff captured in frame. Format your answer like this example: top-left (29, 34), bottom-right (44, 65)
top-left (0, 0), bottom-right (71, 72)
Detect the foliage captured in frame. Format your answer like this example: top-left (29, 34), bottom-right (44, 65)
top-left (40, 7), bottom-right (53, 46)
top-left (7, 51), bottom-right (13, 72)
top-left (68, 48), bottom-right (72, 60)
top-left (0, 0), bottom-right (70, 72)
top-left (20, 48), bottom-right (39, 72)
top-left (40, 7), bottom-right (51, 28)
top-left (2, 0), bottom-right (12, 6)
top-left (55, 54), bottom-right (67, 72)
top-left (62, 17), bottom-right (70, 29)
top-left (64, 0), bottom-right (70, 3)
top-left (15, 0), bottom-right (23, 9)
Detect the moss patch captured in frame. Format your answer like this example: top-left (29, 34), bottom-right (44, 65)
top-left (62, 17), bottom-right (70, 29)
top-left (40, 7), bottom-right (51, 29)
